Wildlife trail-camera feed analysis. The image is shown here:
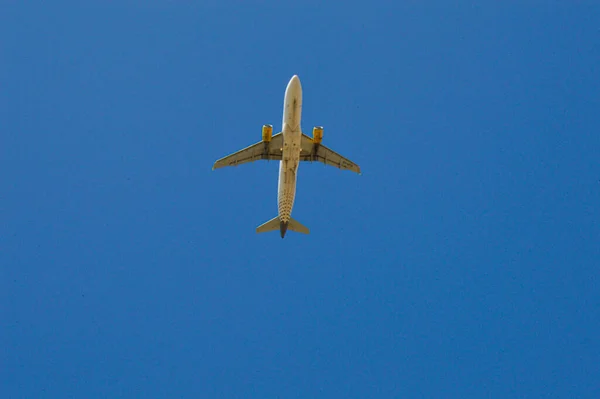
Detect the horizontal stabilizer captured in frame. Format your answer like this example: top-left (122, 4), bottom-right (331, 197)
top-left (256, 216), bottom-right (310, 238)
top-left (288, 217), bottom-right (310, 234)
top-left (256, 216), bottom-right (280, 233)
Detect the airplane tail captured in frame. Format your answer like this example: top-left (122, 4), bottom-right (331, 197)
top-left (256, 216), bottom-right (310, 238)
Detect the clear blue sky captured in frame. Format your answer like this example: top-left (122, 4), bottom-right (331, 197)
top-left (2, 2), bottom-right (599, 398)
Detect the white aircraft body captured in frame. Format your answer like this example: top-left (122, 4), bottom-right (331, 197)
top-left (213, 75), bottom-right (361, 238)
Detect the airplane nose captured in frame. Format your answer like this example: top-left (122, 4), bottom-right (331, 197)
top-left (285, 75), bottom-right (301, 96)
top-left (289, 75), bottom-right (300, 87)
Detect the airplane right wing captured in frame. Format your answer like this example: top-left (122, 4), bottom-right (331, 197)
top-left (299, 134), bottom-right (361, 174)
top-left (213, 133), bottom-right (283, 170)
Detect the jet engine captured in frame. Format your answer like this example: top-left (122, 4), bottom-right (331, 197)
top-left (312, 126), bottom-right (323, 144)
top-left (262, 124), bottom-right (273, 142)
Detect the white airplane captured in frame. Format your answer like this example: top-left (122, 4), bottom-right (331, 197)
top-left (212, 75), bottom-right (361, 238)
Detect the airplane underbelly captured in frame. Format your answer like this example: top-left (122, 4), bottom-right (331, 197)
top-left (283, 99), bottom-right (302, 131)
top-left (277, 171), bottom-right (296, 222)
top-left (278, 85), bottom-right (302, 223)
top-left (277, 146), bottom-right (300, 223)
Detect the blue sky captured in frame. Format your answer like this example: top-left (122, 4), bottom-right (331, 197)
top-left (2, 2), bottom-right (599, 398)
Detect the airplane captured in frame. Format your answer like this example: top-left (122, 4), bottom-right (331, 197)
top-left (212, 75), bottom-right (361, 238)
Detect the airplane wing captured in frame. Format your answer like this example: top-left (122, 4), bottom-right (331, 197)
top-left (300, 134), bottom-right (361, 174)
top-left (213, 133), bottom-right (284, 170)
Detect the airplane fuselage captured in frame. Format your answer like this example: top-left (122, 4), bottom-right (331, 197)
top-left (277, 75), bottom-right (303, 233)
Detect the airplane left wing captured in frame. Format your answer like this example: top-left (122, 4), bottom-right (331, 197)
top-left (213, 133), bottom-right (283, 170)
top-left (299, 134), bottom-right (361, 174)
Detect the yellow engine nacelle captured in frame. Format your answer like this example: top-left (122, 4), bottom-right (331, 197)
top-left (312, 126), bottom-right (323, 144)
top-left (262, 124), bottom-right (273, 142)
